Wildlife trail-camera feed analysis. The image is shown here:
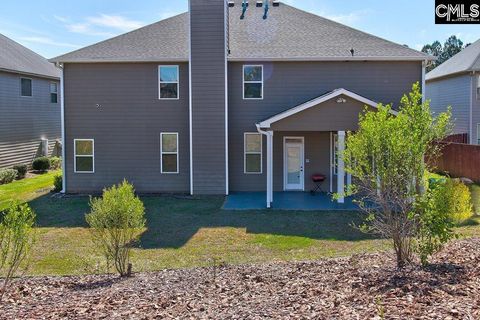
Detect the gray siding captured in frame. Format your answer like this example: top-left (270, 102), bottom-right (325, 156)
top-left (426, 74), bottom-right (471, 138)
top-left (190, 0), bottom-right (228, 194)
top-left (228, 61), bottom-right (422, 192)
top-left (472, 75), bottom-right (480, 144)
top-left (64, 63), bottom-right (190, 193)
top-left (0, 71), bottom-right (60, 169)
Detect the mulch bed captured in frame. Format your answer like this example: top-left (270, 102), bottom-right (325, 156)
top-left (1, 239), bottom-right (480, 319)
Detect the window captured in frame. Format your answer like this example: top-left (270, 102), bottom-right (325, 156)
top-left (74, 139), bottom-right (94, 173)
top-left (244, 133), bottom-right (262, 174)
top-left (21, 78), bottom-right (32, 97)
top-left (159, 66), bottom-right (179, 99)
top-left (161, 133), bottom-right (178, 173)
top-left (243, 65), bottom-right (263, 99)
top-left (50, 82), bottom-right (58, 103)
top-left (477, 124), bottom-right (480, 145)
top-left (477, 75), bottom-right (480, 100)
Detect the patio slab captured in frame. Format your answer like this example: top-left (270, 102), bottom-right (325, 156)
top-left (222, 192), bottom-right (359, 211)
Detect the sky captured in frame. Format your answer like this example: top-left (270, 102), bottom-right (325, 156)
top-left (0, 0), bottom-right (479, 59)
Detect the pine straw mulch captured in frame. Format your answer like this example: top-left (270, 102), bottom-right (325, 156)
top-left (1, 238), bottom-right (480, 319)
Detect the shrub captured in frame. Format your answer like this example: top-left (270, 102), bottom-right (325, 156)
top-left (85, 180), bottom-right (145, 277)
top-left (49, 157), bottom-right (62, 170)
top-left (12, 164), bottom-right (27, 180)
top-left (431, 178), bottom-right (473, 224)
top-left (32, 157), bottom-right (50, 172)
top-left (53, 174), bottom-right (62, 192)
top-left (0, 169), bottom-right (17, 185)
top-left (0, 202), bottom-right (36, 301)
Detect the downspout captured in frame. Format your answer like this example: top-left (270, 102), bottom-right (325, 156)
top-left (470, 72), bottom-right (474, 144)
top-left (57, 63), bottom-right (66, 194)
top-left (256, 124), bottom-right (272, 208)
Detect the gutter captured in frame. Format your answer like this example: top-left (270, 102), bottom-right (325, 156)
top-left (56, 62), bottom-right (66, 193)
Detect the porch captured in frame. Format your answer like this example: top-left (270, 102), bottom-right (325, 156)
top-left (223, 192), bottom-right (359, 211)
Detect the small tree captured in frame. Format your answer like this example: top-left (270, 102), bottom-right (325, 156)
top-left (85, 180), bottom-right (145, 277)
top-left (0, 202), bottom-right (36, 301)
top-left (343, 83), bottom-right (452, 267)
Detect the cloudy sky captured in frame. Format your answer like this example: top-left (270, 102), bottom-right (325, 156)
top-left (1, 0), bottom-right (479, 58)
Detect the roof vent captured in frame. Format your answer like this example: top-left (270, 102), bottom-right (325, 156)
top-left (350, 48), bottom-right (355, 57)
top-left (256, 1), bottom-right (263, 7)
top-left (272, 0), bottom-right (280, 6)
top-left (240, 0), bottom-right (248, 19)
top-left (228, 1), bottom-right (235, 7)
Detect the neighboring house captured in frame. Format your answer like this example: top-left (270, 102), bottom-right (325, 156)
top-left (51, 0), bottom-right (431, 207)
top-left (0, 34), bottom-right (61, 169)
top-left (426, 39), bottom-right (480, 144)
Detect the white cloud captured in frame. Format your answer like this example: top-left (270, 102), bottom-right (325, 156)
top-left (59, 14), bottom-right (144, 37)
top-left (86, 14), bottom-right (143, 31)
top-left (159, 10), bottom-right (184, 20)
top-left (18, 36), bottom-right (80, 48)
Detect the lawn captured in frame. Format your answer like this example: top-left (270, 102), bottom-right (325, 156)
top-left (2, 172), bottom-right (480, 276)
top-left (0, 170), bottom-right (60, 210)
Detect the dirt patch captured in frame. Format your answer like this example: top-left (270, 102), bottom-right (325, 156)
top-left (1, 239), bottom-right (479, 319)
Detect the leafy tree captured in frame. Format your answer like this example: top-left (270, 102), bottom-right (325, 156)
top-left (0, 202), bottom-right (36, 301)
top-left (422, 36), bottom-right (466, 72)
top-left (86, 180), bottom-right (145, 277)
top-left (343, 83), bottom-right (452, 267)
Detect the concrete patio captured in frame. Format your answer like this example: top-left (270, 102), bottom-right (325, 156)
top-left (222, 192), bottom-right (359, 211)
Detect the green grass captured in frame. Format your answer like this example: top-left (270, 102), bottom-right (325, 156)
top-left (0, 170), bottom-right (60, 210)
top-left (469, 184), bottom-right (480, 215)
top-left (3, 174), bottom-right (480, 276)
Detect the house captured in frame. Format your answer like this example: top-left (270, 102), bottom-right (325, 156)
top-left (426, 39), bottom-right (480, 144)
top-left (0, 34), bottom-right (61, 169)
top-left (51, 0), bottom-right (431, 208)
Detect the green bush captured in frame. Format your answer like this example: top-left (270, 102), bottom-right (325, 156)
top-left (85, 180), bottom-right (145, 277)
top-left (12, 164), bottom-right (27, 180)
top-left (435, 179), bottom-right (473, 224)
top-left (0, 202), bottom-right (36, 300)
top-left (32, 157), bottom-right (50, 172)
top-left (49, 157), bottom-right (62, 170)
top-left (0, 169), bottom-right (17, 185)
top-left (53, 174), bottom-right (62, 192)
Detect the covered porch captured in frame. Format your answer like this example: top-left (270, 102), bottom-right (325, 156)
top-left (253, 88), bottom-right (380, 209)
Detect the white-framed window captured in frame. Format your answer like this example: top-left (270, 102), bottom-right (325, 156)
top-left (243, 65), bottom-right (263, 100)
top-left (74, 139), bottom-right (94, 173)
top-left (477, 124), bottom-right (480, 145)
top-left (50, 82), bottom-right (58, 103)
top-left (159, 65), bottom-right (179, 99)
top-left (161, 133), bottom-right (179, 174)
top-left (20, 78), bottom-right (32, 97)
top-left (244, 133), bottom-right (262, 174)
top-left (477, 75), bottom-right (480, 100)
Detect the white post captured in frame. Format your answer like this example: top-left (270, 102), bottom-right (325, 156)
top-left (266, 131), bottom-right (273, 208)
top-left (59, 65), bottom-right (66, 194)
top-left (337, 131), bottom-right (345, 203)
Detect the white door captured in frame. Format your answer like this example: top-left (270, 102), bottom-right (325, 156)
top-left (284, 137), bottom-right (304, 190)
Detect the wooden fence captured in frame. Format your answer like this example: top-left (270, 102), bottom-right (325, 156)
top-left (433, 142), bottom-right (480, 183)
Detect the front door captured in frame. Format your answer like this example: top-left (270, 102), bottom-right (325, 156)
top-left (284, 137), bottom-right (304, 191)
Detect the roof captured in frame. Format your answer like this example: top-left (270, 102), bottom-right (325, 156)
top-left (426, 39), bottom-right (480, 81)
top-left (51, 1), bottom-right (431, 63)
top-left (257, 88), bottom-right (396, 129)
top-left (0, 34), bottom-right (61, 79)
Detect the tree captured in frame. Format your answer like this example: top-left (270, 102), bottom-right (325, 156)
top-left (86, 180), bottom-right (146, 277)
top-left (343, 83), bottom-right (452, 267)
top-left (422, 36), bottom-right (466, 72)
top-left (0, 202), bottom-right (36, 301)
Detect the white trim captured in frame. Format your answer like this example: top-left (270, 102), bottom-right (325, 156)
top-left (158, 65), bottom-right (180, 100)
top-left (60, 68), bottom-right (66, 192)
top-left (20, 77), bottom-right (33, 97)
top-left (50, 81), bottom-right (58, 103)
top-left (244, 133), bottom-right (263, 174)
top-left (470, 74), bottom-right (475, 144)
top-left (257, 88), bottom-right (396, 128)
top-left (160, 132), bottom-right (179, 174)
top-left (224, 0), bottom-right (229, 195)
top-left (476, 123), bottom-right (480, 145)
top-left (283, 136), bottom-right (305, 191)
top-left (256, 125), bottom-right (273, 208)
top-left (73, 139), bottom-right (94, 174)
top-left (336, 131), bottom-right (345, 203)
top-left (188, 0), bottom-right (193, 195)
top-left (243, 65), bottom-right (264, 100)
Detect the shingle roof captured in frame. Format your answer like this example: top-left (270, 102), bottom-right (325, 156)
top-left (426, 39), bottom-right (480, 81)
top-left (51, 1), bottom-right (430, 63)
top-left (0, 34), bottom-right (60, 79)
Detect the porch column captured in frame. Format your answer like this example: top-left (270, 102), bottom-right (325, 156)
top-left (337, 131), bottom-right (345, 203)
top-left (266, 131), bottom-right (274, 208)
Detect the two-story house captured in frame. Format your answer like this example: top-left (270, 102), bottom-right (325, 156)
top-left (51, 0), bottom-right (431, 208)
top-left (0, 34), bottom-right (61, 169)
